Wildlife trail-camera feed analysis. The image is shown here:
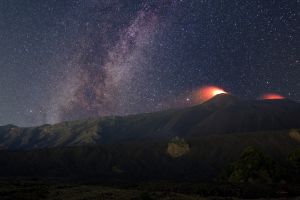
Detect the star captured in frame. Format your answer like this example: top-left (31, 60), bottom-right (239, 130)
top-left (0, 0), bottom-right (298, 126)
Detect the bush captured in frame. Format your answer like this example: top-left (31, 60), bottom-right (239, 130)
top-left (288, 148), bottom-right (300, 163)
top-left (223, 146), bottom-right (277, 183)
top-left (167, 137), bottom-right (190, 158)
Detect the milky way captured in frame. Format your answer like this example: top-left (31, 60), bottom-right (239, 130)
top-left (48, 1), bottom-right (173, 123)
top-left (0, 0), bottom-right (299, 126)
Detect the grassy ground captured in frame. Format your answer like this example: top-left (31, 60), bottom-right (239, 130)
top-left (0, 178), bottom-right (204, 200)
top-left (0, 178), bottom-right (300, 200)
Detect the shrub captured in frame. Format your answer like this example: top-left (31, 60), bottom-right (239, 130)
top-left (224, 146), bottom-right (277, 183)
top-left (167, 137), bottom-right (190, 158)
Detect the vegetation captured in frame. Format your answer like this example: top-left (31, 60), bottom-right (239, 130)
top-left (288, 148), bottom-right (300, 162)
top-left (288, 129), bottom-right (300, 142)
top-left (167, 137), bottom-right (190, 158)
top-left (222, 146), bottom-right (277, 183)
top-left (1, 177), bottom-right (300, 200)
top-left (221, 146), bottom-right (300, 185)
top-left (0, 96), bottom-right (299, 198)
top-left (285, 148), bottom-right (300, 182)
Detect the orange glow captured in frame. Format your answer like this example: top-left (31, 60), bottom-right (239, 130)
top-left (261, 93), bottom-right (285, 100)
top-left (197, 86), bottom-right (227, 102)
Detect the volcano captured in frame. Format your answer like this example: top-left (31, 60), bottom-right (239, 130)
top-left (0, 94), bottom-right (300, 199)
top-left (0, 94), bottom-right (299, 150)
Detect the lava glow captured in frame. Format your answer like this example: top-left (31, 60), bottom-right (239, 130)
top-left (261, 93), bottom-right (285, 100)
top-left (197, 86), bottom-right (228, 102)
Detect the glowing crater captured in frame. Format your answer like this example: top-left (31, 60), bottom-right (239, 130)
top-left (197, 86), bottom-right (227, 102)
top-left (261, 93), bottom-right (285, 100)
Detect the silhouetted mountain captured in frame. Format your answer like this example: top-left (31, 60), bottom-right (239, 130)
top-left (201, 93), bottom-right (240, 109)
top-left (191, 97), bottom-right (300, 136)
top-left (0, 95), bottom-right (300, 184)
top-left (0, 94), bottom-right (299, 150)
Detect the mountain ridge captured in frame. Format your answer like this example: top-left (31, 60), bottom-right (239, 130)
top-left (0, 94), bottom-right (300, 150)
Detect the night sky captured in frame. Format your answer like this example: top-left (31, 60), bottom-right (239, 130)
top-left (0, 0), bottom-right (299, 126)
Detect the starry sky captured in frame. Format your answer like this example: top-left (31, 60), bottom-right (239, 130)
top-left (0, 0), bottom-right (299, 126)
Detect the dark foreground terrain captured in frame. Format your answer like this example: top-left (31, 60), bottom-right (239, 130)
top-left (1, 177), bottom-right (300, 200)
top-left (0, 95), bottom-right (300, 199)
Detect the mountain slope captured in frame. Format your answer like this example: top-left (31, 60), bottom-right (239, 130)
top-left (191, 98), bottom-right (300, 136)
top-left (0, 129), bottom-right (299, 181)
top-left (0, 94), bottom-right (299, 150)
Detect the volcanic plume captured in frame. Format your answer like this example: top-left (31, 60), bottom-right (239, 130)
top-left (195, 86), bottom-right (228, 102)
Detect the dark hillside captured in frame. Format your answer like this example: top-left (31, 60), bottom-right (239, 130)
top-left (1, 95), bottom-right (299, 150)
top-left (0, 129), bottom-right (299, 181)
